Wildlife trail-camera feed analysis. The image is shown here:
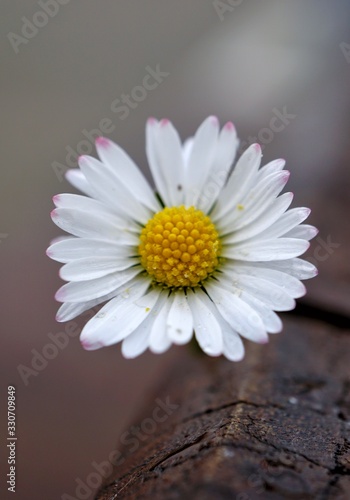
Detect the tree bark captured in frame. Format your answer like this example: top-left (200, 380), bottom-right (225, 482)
top-left (95, 314), bottom-right (350, 499)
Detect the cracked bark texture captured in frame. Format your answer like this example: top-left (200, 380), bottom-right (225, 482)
top-left (95, 315), bottom-right (350, 500)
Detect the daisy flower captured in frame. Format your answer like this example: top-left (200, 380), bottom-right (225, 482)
top-left (47, 117), bottom-right (318, 361)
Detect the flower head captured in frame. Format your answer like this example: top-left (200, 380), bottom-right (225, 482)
top-left (47, 117), bottom-right (317, 360)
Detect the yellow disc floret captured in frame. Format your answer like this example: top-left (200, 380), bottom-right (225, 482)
top-left (139, 206), bottom-right (220, 288)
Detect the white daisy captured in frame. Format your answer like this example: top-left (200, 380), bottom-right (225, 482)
top-left (47, 116), bottom-right (318, 361)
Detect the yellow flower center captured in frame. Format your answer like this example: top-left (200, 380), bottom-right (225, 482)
top-left (139, 206), bottom-right (220, 288)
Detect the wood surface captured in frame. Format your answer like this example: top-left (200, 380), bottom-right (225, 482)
top-left (96, 313), bottom-right (350, 499)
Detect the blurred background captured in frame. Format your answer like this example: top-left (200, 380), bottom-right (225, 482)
top-left (1, 1), bottom-right (350, 498)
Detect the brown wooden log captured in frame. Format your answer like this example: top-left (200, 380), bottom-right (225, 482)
top-left (95, 315), bottom-right (350, 499)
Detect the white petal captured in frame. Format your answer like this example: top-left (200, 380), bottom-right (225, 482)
top-left (185, 116), bottom-right (219, 206)
top-left (150, 120), bottom-right (185, 206)
top-left (65, 169), bottom-right (95, 197)
top-left (56, 299), bottom-right (96, 323)
top-left (182, 137), bottom-right (193, 166)
top-left (80, 286), bottom-right (158, 350)
top-left (95, 136), bottom-right (160, 213)
top-left (222, 192), bottom-right (293, 245)
top-left (149, 293), bottom-right (173, 354)
top-left (59, 256), bottom-right (138, 281)
top-left (217, 273), bottom-right (295, 311)
top-left (47, 238), bottom-right (134, 263)
top-left (256, 159), bottom-right (286, 180)
top-left (223, 330), bottom-right (245, 362)
top-left (222, 238), bottom-right (310, 261)
top-left (121, 323), bottom-right (150, 359)
top-left (56, 290), bottom-right (118, 322)
top-left (212, 143), bottom-right (262, 222)
top-left (56, 276), bottom-right (149, 322)
top-left (49, 235), bottom-right (74, 246)
top-left (187, 288), bottom-right (223, 356)
top-left (55, 267), bottom-right (143, 302)
top-left (225, 263), bottom-right (306, 298)
top-left (146, 117), bottom-right (172, 206)
top-left (166, 291), bottom-right (193, 345)
top-left (56, 301), bottom-right (92, 322)
top-left (197, 121), bottom-right (239, 213)
top-left (218, 170), bottom-right (290, 233)
top-left (216, 122), bottom-right (239, 174)
top-left (121, 292), bottom-right (166, 358)
top-left (197, 291), bottom-right (244, 361)
top-left (258, 207), bottom-right (311, 240)
top-left (51, 208), bottom-right (138, 245)
top-left (247, 258), bottom-right (318, 280)
top-left (206, 282), bottom-right (268, 343)
top-left (78, 155), bottom-right (152, 224)
top-left (239, 292), bottom-right (283, 334)
top-left (53, 193), bottom-right (133, 222)
top-left (285, 224), bottom-right (318, 241)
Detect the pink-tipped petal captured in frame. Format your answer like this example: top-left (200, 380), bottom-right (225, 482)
top-left (282, 170), bottom-right (291, 183)
top-left (95, 136), bottom-right (111, 148)
top-left (258, 336), bottom-right (269, 345)
top-left (55, 313), bottom-right (62, 322)
top-left (224, 121), bottom-right (235, 131)
top-left (147, 116), bottom-right (157, 125)
top-left (78, 155), bottom-right (88, 165)
top-left (80, 339), bottom-right (103, 351)
top-left (160, 118), bottom-right (170, 127)
top-left (54, 288), bottom-right (64, 302)
top-left (209, 115), bottom-right (219, 125)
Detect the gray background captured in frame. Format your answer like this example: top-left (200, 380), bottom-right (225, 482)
top-left (1, 1), bottom-right (350, 498)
